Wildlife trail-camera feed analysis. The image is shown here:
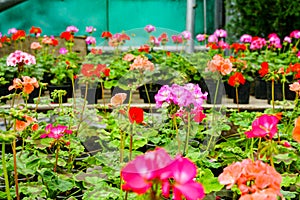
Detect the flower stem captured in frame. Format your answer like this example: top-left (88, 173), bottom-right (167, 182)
top-left (183, 112), bottom-right (191, 156)
top-left (100, 81), bottom-right (106, 114)
top-left (272, 79), bottom-right (275, 112)
top-left (76, 81), bottom-right (88, 136)
top-left (54, 144), bottom-right (60, 172)
top-left (12, 138), bottom-right (20, 200)
top-left (173, 116), bottom-right (181, 154)
top-left (213, 79), bottom-right (220, 106)
top-left (129, 123), bottom-right (134, 161)
top-left (2, 142), bottom-right (12, 200)
top-left (34, 83), bottom-right (43, 112)
top-left (144, 84), bottom-right (153, 115)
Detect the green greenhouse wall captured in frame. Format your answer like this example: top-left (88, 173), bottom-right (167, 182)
top-left (0, 0), bottom-right (215, 40)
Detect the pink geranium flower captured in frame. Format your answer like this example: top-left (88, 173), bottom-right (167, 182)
top-left (244, 114), bottom-right (279, 139)
top-left (240, 34), bottom-right (252, 43)
top-left (85, 26), bottom-right (96, 33)
top-left (196, 34), bottom-right (206, 42)
top-left (85, 36), bottom-right (96, 45)
top-left (144, 24), bottom-right (156, 33)
top-left (40, 124), bottom-right (72, 139)
top-left (181, 30), bottom-right (191, 40)
top-left (121, 148), bottom-right (173, 194)
top-left (161, 156), bottom-right (205, 200)
top-left (214, 29), bottom-right (227, 38)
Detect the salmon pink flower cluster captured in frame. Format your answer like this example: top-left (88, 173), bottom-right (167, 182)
top-left (128, 55), bottom-right (155, 71)
top-left (206, 54), bottom-right (233, 76)
top-left (244, 114), bottom-right (279, 139)
top-left (8, 76), bottom-right (39, 95)
top-left (6, 50), bottom-right (36, 67)
top-left (155, 83), bottom-right (207, 122)
top-left (218, 159), bottom-right (282, 200)
top-left (121, 148), bottom-right (205, 200)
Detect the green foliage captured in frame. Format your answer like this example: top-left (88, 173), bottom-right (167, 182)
top-left (225, 0), bottom-right (300, 42)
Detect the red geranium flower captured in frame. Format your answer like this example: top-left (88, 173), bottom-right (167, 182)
top-left (1, 35), bottom-right (11, 44)
top-left (60, 31), bottom-right (74, 41)
top-left (29, 26), bottom-right (42, 35)
top-left (228, 72), bottom-right (246, 87)
top-left (51, 38), bottom-right (59, 46)
top-left (259, 62), bottom-right (269, 77)
top-left (128, 107), bottom-right (144, 124)
top-left (81, 63), bottom-right (95, 77)
top-left (138, 44), bottom-right (150, 53)
top-left (101, 31), bottom-right (112, 39)
top-left (12, 30), bottom-right (26, 41)
top-left (103, 68), bottom-right (110, 77)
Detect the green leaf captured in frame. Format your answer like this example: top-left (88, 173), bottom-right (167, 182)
top-left (198, 168), bottom-right (223, 194)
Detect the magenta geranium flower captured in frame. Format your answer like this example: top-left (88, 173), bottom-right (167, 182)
top-left (59, 47), bottom-right (68, 55)
top-left (121, 148), bottom-right (173, 194)
top-left (161, 156), bottom-right (205, 200)
top-left (40, 124), bottom-right (72, 139)
top-left (144, 24), bottom-right (156, 33)
top-left (244, 114), bottom-right (279, 139)
top-left (240, 34), bottom-right (252, 43)
top-left (85, 36), bottom-right (96, 45)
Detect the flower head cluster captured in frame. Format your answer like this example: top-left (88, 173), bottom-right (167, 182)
top-left (8, 76), bottom-right (39, 95)
top-left (155, 83), bottom-right (207, 122)
top-left (85, 26), bottom-right (96, 34)
top-left (85, 36), bottom-right (96, 45)
top-left (249, 37), bottom-right (267, 50)
top-left (244, 114), bottom-right (279, 139)
top-left (128, 55), bottom-right (155, 71)
top-left (108, 32), bottom-right (130, 47)
top-left (81, 63), bottom-right (109, 78)
top-left (16, 115), bottom-right (38, 132)
top-left (11, 30), bottom-right (26, 41)
top-left (218, 159), bottom-right (282, 200)
top-left (121, 148), bottom-right (205, 200)
top-left (41, 36), bottom-right (58, 46)
top-left (6, 50), bottom-right (36, 67)
top-left (144, 24), bottom-right (156, 33)
top-left (289, 80), bottom-right (300, 96)
top-left (40, 124), bottom-right (72, 140)
top-left (29, 26), bottom-right (42, 37)
top-left (66, 25), bottom-right (79, 33)
top-left (228, 72), bottom-right (246, 87)
top-left (292, 116), bottom-right (300, 143)
top-left (206, 54), bottom-right (233, 76)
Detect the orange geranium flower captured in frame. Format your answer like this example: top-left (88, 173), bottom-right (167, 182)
top-left (16, 115), bottom-right (36, 132)
top-left (8, 78), bottom-right (23, 91)
top-left (8, 76), bottom-right (39, 94)
top-left (22, 76), bottom-right (39, 94)
top-left (292, 116), bottom-right (300, 143)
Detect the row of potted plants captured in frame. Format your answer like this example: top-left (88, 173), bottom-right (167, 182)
top-left (0, 24), bottom-right (300, 199)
